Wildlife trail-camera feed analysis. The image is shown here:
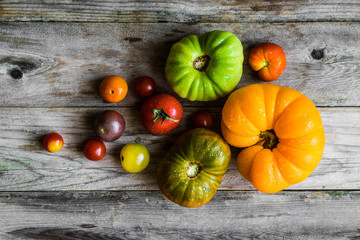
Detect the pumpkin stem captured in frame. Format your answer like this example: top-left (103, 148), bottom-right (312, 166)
top-left (259, 129), bottom-right (279, 151)
top-left (153, 109), bottom-right (179, 125)
top-left (186, 162), bottom-right (201, 178)
top-left (193, 55), bottom-right (210, 72)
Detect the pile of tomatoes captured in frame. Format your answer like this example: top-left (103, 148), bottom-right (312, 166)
top-left (43, 75), bottom-right (213, 173)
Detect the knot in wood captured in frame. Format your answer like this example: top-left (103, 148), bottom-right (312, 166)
top-left (9, 69), bottom-right (23, 79)
top-left (311, 49), bottom-right (325, 60)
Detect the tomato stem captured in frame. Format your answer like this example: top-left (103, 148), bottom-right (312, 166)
top-left (193, 55), bottom-right (210, 72)
top-left (153, 109), bottom-right (179, 125)
top-left (263, 60), bottom-right (270, 68)
top-left (186, 162), bottom-right (201, 178)
top-left (260, 129), bottom-right (279, 151)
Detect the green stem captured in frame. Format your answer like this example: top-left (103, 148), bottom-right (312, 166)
top-left (263, 60), bottom-right (270, 68)
top-left (186, 163), bottom-right (201, 178)
top-left (153, 109), bottom-right (179, 125)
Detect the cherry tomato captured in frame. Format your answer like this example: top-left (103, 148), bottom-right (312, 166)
top-left (135, 76), bottom-right (156, 98)
top-left (43, 132), bottom-right (63, 153)
top-left (83, 139), bottom-right (106, 161)
top-left (248, 42), bottom-right (286, 82)
top-left (140, 93), bottom-right (183, 135)
top-left (120, 143), bottom-right (150, 173)
top-left (99, 75), bottom-right (128, 103)
top-left (192, 111), bottom-right (213, 129)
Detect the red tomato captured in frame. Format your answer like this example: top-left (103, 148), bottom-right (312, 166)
top-left (43, 132), bottom-right (64, 153)
top-left (140, 93), bottom-right (183, 135)
top-left (83, 139), bottom-right (106, 161)
top-left (248, 42), bottom-right (286, 82)
top-left (192, 111), bottom-right (213, 129)
top-left (135, 76), bottom-right (156, 98)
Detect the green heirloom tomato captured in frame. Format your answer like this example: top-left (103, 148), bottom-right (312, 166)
top-left (157, 128), bottom-right (231, 208)
top-left (165, 30), bottom-right (244, 101)
top-left (120, 143), bottom-right (150, 173)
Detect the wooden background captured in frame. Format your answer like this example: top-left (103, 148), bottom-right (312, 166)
top-left (0, 1), bottom-right (360, 239)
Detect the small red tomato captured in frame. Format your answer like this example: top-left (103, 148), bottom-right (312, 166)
top-left (140, 93), bottom-right (183, 135)
top-left (83, 139), bottom-right (106, 161)
top-left (43, 132), bottom-right (63, 153)
top-left (135, 76), bottom-right (156, 98)
top-left (248, 42), bottom-right (286, 82)
top-left (192, 111), bottom-right (213, 129)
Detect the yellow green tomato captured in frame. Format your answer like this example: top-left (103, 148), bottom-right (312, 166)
top-left (120, 143), bottom-right (150, 173)
top-left (165, 30), bottom-right (244, 101)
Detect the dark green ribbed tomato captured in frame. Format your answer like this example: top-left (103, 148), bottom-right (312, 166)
top-left (157, 128), bottom-right (231, 208)
top-left (165, 30), bottom-right (243, 101)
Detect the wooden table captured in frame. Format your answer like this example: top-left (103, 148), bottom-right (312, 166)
top-left (0, 1), bottom-right (359, 239)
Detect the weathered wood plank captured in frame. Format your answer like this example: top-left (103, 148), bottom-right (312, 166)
top-left (0, 1), bottom-right (358, 237)
top-left (1, 0), bottom-right (360, 23)
top-left (0, 22), bottom-right (359, 107)
top-left (0, 107), bottom-right (358, 191)
top-left (0, 190), bottom-right (359, 239)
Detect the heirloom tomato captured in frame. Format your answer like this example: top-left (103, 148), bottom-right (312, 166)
top-left (221, 84), bottom-right (325, 193)
top-left (43, 132), bottom-right (63, 153)
top-left (140, 93), bottom-right (183, 135)
top-left (135, 76), bottom-right (156, 98)
top-left (157, 128), bottom-right (231, 208)
top-left (83, 139), bottom-right (106, 161)
top-left (192, 110), bottom-right (213, 129)
top-left (99, 75), bottom-right (128, 103)
top-left (248, 43), bottom-right (286, 82)
top-left (165, 30), bottom-right (243, 101)
top-left (94, 110), bottom-right (125, 142)
top-left (120, 143), bottom-right (150, 173)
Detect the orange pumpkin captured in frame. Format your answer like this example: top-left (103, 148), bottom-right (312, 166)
top-left (221, 84), bottom-right (325, 193)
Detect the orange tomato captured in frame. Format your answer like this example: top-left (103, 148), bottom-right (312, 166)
top-left (221, 84), bottom-right (325, 193)
top-left (99, 75), bottom-right (128, 103)
top-left (43, 132), bottom-right (64, 153)
top-left (248, 43), bottom-right (286, 82)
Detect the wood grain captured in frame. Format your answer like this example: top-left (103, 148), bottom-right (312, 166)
top-left (0, 190), bottom-right (359, 239)
top-left (0, 22), bottom-right (359, 107)
top-left (1, 0), bottom-right (360, 23)
top-left (0, 1), bottom-right (359, 237)
top-left (0, 107), bottom-right (358, 191)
